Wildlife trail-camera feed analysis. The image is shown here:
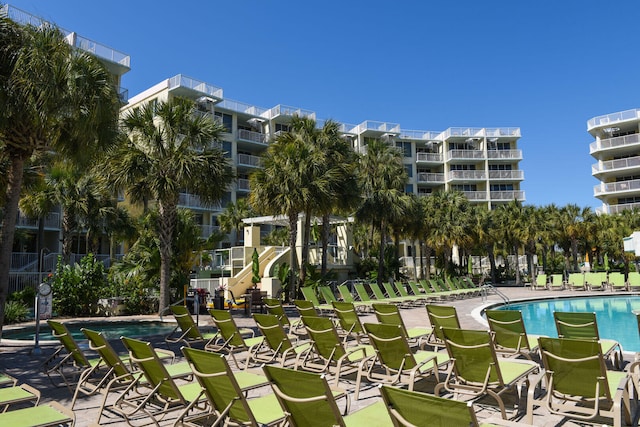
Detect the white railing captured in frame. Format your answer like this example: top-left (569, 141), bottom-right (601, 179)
top-left (488, 170), bottom-right (524, 180)
top-left (587, 109), bottom-right (640, 130)
top-left (416, 152), bottom-right (443, 162)
top-left (16, 212), bottom-right (60, 229)
top-left (590, 133), bottom-right (640, 153)
top-left (438, 127), bottom-right (520, 139)
top-left (200, 225), bottom-right (220, 238)
top-left (216, 99), bottom-right (268, 116)
top-left (352, 121), bottom-right (401, 135)
top-left (594, 179), bottom-right (640, 195)
top-left (448, 170), bottom-right (486, 180)
top-left (168, 75), bottom-right (223, 99)
top-left (262, 105), bottom-right (316, 120)
top-left (447, 150), bottom-right (485, 160)
top-left (237, 129), bottom-right (267, 144)
top-left (463, 191), bottom-right (487, 200)
top-left (487, 149), bottom-right (522, 159)
top-left (237, 153), bottom-right (261, 167)
top-left (398, 129), bottom-right (442, 140)
top-left (490, 190), bottom-right (525, 201)
top-left (485, 127), bottom-right (521, 137)
top-left (417, 173), bottom-right (445, 183)
top-left (592, 155), bottom-right (640, 174)
top-left (602, 202), bottom-right (640, 215)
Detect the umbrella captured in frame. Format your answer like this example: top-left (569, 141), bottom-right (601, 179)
top-left (604, 253), bottom-right (609, 272)
top-left (251, 248), bottom-right (261, 286)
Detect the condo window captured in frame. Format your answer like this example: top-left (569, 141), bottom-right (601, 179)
top-left (490, 184), bottom-right (514, 191)
top-left (396, 141), bottom-right (412, 157)
top-left (450, 164), bottom-right (476, 171)
top-left (452, 184), bottom-right (477, 191)
top-left (214, 111), bottom-right (232, 133)
top-left (488, 165), bottom-right (512, 171)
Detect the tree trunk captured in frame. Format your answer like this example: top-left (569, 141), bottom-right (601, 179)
top-left (61, 209), bottom-right (75, 263)
top-left (157, 200), bottom-right (177, 313)
top-left (321, 213), bottom-right (330, 276)
top-left (514, 244), bottom-right (521, 285)
top-left (377, 220), bottom-right (386, 286)
top-left (288, 210), bottom-right (299, 301)
top-left (300, 211), bottom-right (311, 287)
top-left (0, 155), bottom-right (26, 337)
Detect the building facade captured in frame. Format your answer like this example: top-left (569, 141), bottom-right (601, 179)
top-left (588, 108), bottom-right (640, 214)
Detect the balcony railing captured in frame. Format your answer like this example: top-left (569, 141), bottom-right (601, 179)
top-left (592, 155), bottom-right (640, 174)
top-left (448, 170), bottom-right (486, 181)
top-left (417, 173), bottom-right (445, 183)
top-left (262, 105), bottom-right (316, 120)
top-left (487, 149), bottom-right (522, 160)
top-left (178, 193), bottom-right (205, 209)
top-left (237, 178), bottom-right (250, 191)
top-left (594, 179), bottom-right (640, 195)
top-left (590, 133), bottom-right (640, 153)
top-left (462, 191), bottom-right (487, 200)
top-left (587, 109), bottom-right (640, 130)
top-left (16, 212), bottom-right (60, 229)
top-left (398, 129), bottom-right (442, 140)
top-left (490, 190), bottom-right (525, 201)
top-left (168, 75), bottom-right (223, 99)
top-left (352, 121), bottom-right (401, 135)
top-left (216, 99), bottom-right (268, 116)
top-left (416, 152), bottom-right (443, 162)
top-left (599, 201), bottom-right (640, 215)
top-left (447, 150), bottom-right (485, 160)
top-left (237, 129), bottom-right (267, 144)
top-left (438, 127), bottom-right (521, 139)
top-left (488, 170), bottom-right (524, 180)
top-left (237, 153), bottom-right (261, 167)
top-left (200, 225), bottom-right (220, 238)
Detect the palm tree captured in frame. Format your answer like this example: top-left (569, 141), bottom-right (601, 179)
top-left (218, 198), bottom-right (254, 246)
top-left (0, 16), bottom-right (120, 333)
top-left (102, 97), bottom-right (234, 312)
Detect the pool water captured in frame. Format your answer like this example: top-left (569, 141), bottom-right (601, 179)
top-left (496, 296), bottom-right (640, 352)
top-left (4, 320), bottom-right (176, 342)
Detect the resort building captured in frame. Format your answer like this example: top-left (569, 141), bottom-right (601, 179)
top-left (588, 108), bottom-right (640, 214)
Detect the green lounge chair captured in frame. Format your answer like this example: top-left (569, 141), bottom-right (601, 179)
top-left (393, 281), bottom-right (427, 305)
top-left (318, 285), bottom-right (339, 305)
top-left (300, 286), bottom-right (333, 314)
top-left (253, 313), bottom-right (312, 367)
top-left (370, 282), bottom-right (405, 304)
top-left (300, 316), bottom-right (375, 391)
top-left (527, 337), bottom-right (633, 426)
top-left (0, 401), bottom-right (75, 427)
top-left (179, 347), bottom-right (285, 426)
top-left (428, 279), bottom-right (458, 299)
top-left (263, 297), bottom-right (292, 329)
top-left (549, 273), bottom-right (565, 291)
top-left (567, 272), bottom-right (586, 290)
top-left (585, 271), bottom-right (606, 291)
top-left (78, 328), bottom-right (192, 423)
top-left (627, 271), bottom-right (640, 291)
top-left (361, 322), bottom-right (450, 400)
top-left (354, 283), bottom-right (377, 305)
top-left (0, 383), bottom-right (40, 412)
top-left (435, 328), bottom-right (539, 420)
top-left (485, 309), bottom-right (542, 360)
top-left (294, 299), bottom-right (320, 318)
top-left (381, 282), bottom-right (417, 306)
top-left (425, 304), bottom-right (461, 350)
top-left (446, 277), bottom-right (477, 297)
top-left (337, 283), bottom-right (371, 312)
top-left (406, 281), bottom-right (432, 303)
top-left (42, 320), bottom-right (102, 390)
top-left (208, 309), bottom-right (265, 369)
top-left (532, 273), bottom-right (548, 290)
top-left (0, 373), bottom-right (18, 388)
top-left (165, 304), bottom-right (220, 349)
top-left (372, 303), bottom-right (431, 347)
top-left (332, 301), bottom-right (368, 344)
top-left (263, 364), bottom-right (391, 426)
top-left (553, 311), bottom-right (623, 370)
top-left (608, 272), bottom-right (628, 291)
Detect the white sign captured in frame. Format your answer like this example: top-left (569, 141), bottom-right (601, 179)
top-left (38, 294), bottom-right (52, 320)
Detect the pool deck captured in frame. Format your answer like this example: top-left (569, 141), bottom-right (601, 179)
top-left (1, 285), bottom-right (639, 426)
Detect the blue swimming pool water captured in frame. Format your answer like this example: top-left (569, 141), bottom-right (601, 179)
top-left (4, 320), bottom-right (176, 341)
top-left (494, 296), bottom-right (640, 352)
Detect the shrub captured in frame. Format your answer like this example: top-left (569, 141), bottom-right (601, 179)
top-left (51, 254), bottom-right (109, 316)
top-left (4, 300), bottom-right (29, 324)
top-left (8, 286), bottom-right (37, 307)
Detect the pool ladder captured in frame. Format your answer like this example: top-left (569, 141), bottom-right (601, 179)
top-left (481, 284), bottom-right (510, 306)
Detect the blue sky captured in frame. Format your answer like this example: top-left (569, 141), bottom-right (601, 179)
top-left (7, 1), bottom-right (640, 209)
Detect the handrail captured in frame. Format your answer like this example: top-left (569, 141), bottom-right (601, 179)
top-left (481, 284), bottom-right (510, 306)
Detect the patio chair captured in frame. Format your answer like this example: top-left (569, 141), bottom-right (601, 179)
top-left (393, 281), bottom-right (427, 305)
top-left (253, 313), bottom-right (312, 367)
top-left (532, 273), bottom-right (548, 290)
top-left (0, 373), bottom-right (18, 388)
top-left (0, 401), bottom-right (75, 427)
top-left (428, 279), bottom-right (458, 299)
top-left (567, 272), bottom-right (586, 291)
top-left (407, 281), bottom-right (433, 303)
top-left (485, 309), bottom-right (542, 360)
top-left (445, 277), bottom-right (477, 297)
top-left (361, 322), bottom-right (450, 400)
top-left (263, 297), bottom-right (293, 330)
top-left (585, 271), bottom-right (607, 291)
top-left (372, 303), bottom-right (431, 347)
top-left (0, 383), bottom-right (40, 412)
top-left (370, 282), bottom-right (406, 304)
top-left (332, 301), bottom-right (368, 344)
top-left (336, 283), bottom-right (371, 312)
top-left (381, 282), bottom-right (418, 306)
top-left (549, 274), bottom-right (565, 291)
top-left (178, 347), bottom-right (285, 426)
top-left (77, 328), bottom-right (192, 422)
top-left (164, 304), bottom-right (220, 349)
top-left (627, 271), bottom-right (640, 291)
top-left (553, 311), bottom-right (623, 370)
top-left (208, 309), bottom-right (265, 369)
top-left (527, 337), bottom-right (633, 426)
top-left (263, 364), bottom-right (391, 426)
top-left (318, 285), bottom-right (339, 305)
top-left (299, 316), bottom-right (375, 390)
top-left (301, 286), bottom-right (333, 314)
top-left (608, 271), bottom-right (628, 291)
top-left (115, 336), bottom-right (212, 425)
top-left (354, 283), bottom-right (377, 305)
top-left (294, 299), bottom-right (320, 318)
top-left (42, 320), bottom-right (102, 390)
top-left (425, 304), bottom-right (461, 350)
top-left (435, 328), bottom-right (539, 420)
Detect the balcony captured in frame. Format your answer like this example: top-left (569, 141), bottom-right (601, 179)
top-left (598, 201), bottom-right (640, 215)
top-left (398, 129), bottom-right (442, 140)
top-left (591, 155), bottom-right (640, 175)
top-left (448, 170), bottom-right (486, 181)
top-left (462, 191), bottom-right (487, 201)
top-left (417, 173), bottom-right (445, 184)
top-left (200, 225), bottom-right (220, 238)
top-left (16, 212), bottom-right (60, 229)
top-left (352, 121), bottom-right (401, 135)
top-left (488, 170), bottom-right (524, 180)
top-left (237, 153), bottom-right (261, 168)
top-left (589, 133), bottom-right (640, 154)
top-left (237, 178), bottom-right (251, 192)
top-left (168, 75), bottom-right (223, 99)
top-left (262, 105), bottom-right (316, 121)
top-left (438, 127), bottom-right (521, 140)
top-left (416, 152), bottom-right (444, 163)
top-left (587, 109), bottom-right (640, 131)
top-left (237, 129), bottom-right (267, 144)
top-left (447, 150), bottom-right (485, 160)
top-left (216, 99), bottom-right (268, 116)
top-left (487, 149), bottom-right (522, 160)
top-left (594, 179), bottom-right (640, 196)
top-left (179, 193), bottom-right (206, 209)
top-left (490, 190), bottom-right (525, 201)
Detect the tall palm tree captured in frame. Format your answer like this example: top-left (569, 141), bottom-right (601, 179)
top-left (218, 198), bottom-right (254, 246)
top-left (102, 97), bottom-right (234, 312)
top-left (0, 16), bottom-right (120, 333)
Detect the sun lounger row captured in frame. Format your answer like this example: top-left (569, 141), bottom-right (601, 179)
top-left (533, 271), bottom-right (640, 291)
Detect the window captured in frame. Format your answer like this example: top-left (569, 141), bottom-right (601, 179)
top-left (214, 111), bottom-right (232, 133)
top-left (490, 184), bottom-right (514, 191)
top-left (404, 165), bottom-right (413, 177)
top-left (275, 123), bottom-right (290, 133)
top-left (396, 141), bottom-right (412, 157)
top-left (452, 184), bottom-right (476, 192)
top-left (450, 164), bottom-right (476, 171)
top-left (405, 184), bottom-right (413, 194)
top-left (488, 164), bottom-right (512, 171)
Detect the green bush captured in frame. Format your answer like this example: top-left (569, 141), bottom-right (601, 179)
top-left (51, 254), bottom-right (109, 316)
top-left (8, 286), bottom-right (37, 307)
top-left (4, 300), bottom-right (29, 324)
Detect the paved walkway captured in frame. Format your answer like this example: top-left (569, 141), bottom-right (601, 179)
top-left (1, 285), bottom-right (639, 426)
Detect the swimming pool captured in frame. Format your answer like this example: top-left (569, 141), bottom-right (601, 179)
top-left (494, 296), bottom-right (640, 352)
top-left (3, 320), bottom-right (176, 342)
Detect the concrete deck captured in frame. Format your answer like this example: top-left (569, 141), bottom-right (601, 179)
top-left (1, 285), bottom-right (639, 426)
